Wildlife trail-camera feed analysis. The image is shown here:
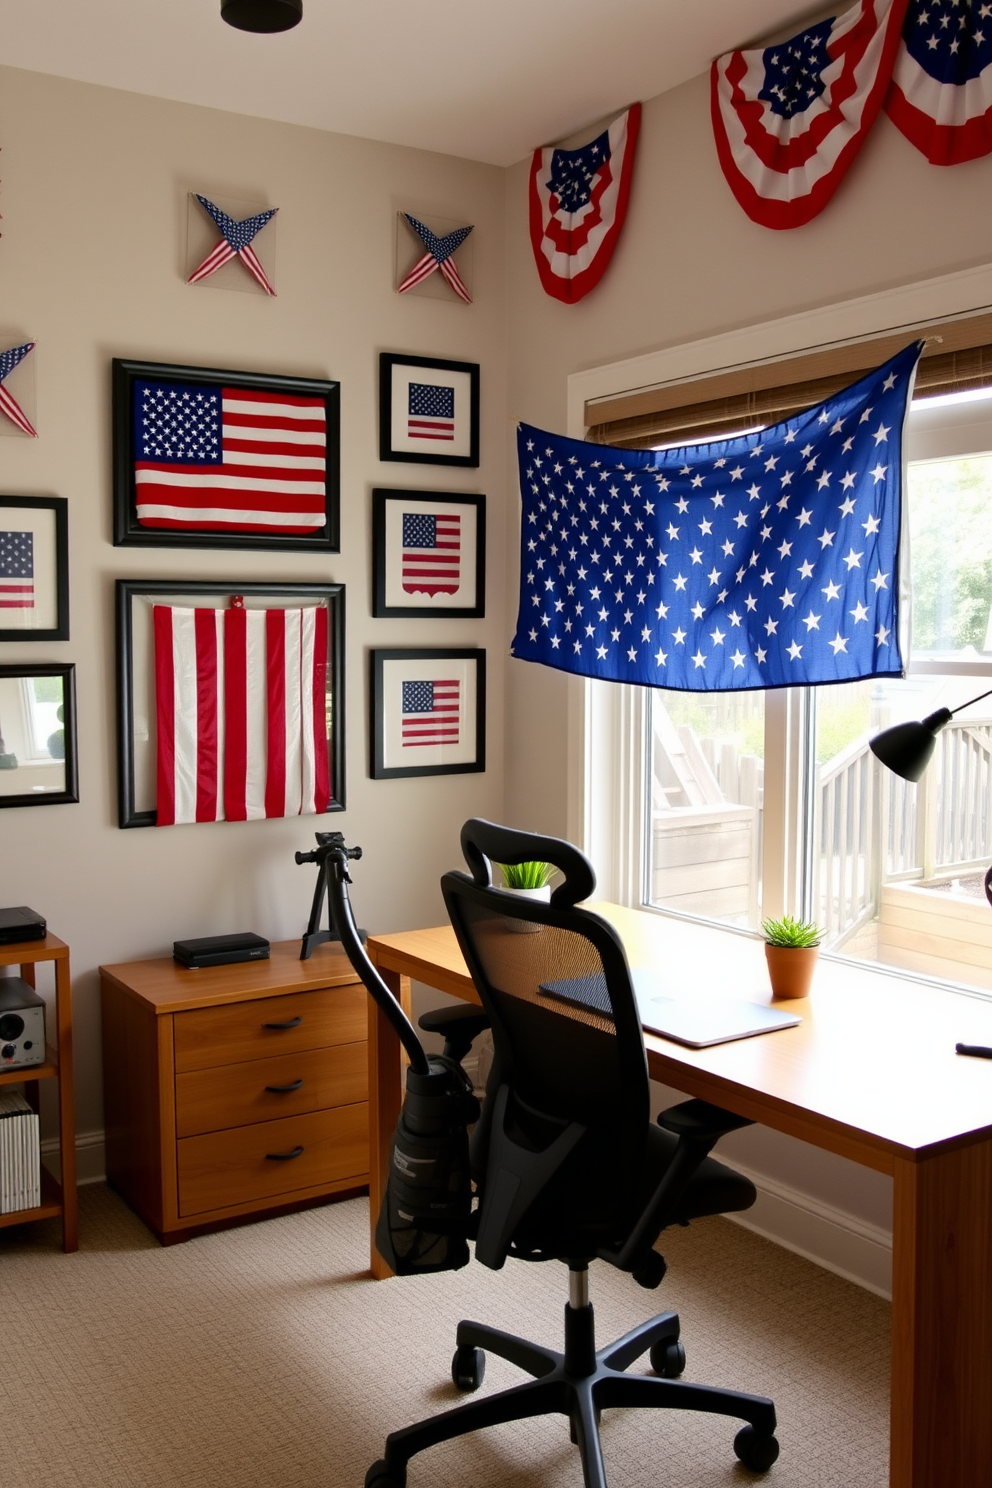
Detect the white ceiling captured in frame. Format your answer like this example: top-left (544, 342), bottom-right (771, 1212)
top-left (0, 0), bottom-right (818, 167)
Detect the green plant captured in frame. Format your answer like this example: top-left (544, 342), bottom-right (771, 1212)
top-left (498, 860), bottom-right (555, 890)
top-left (760, 914), bottom-right (822, 948)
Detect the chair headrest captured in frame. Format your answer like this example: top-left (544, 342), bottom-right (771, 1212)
top-left (459, 819), bottom-right (596, 910)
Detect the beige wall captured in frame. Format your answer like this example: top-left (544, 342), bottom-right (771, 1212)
top-left (504, 72), bottom-right (992, 1253)
top-left (0, 66), bottom-right (507, 1143)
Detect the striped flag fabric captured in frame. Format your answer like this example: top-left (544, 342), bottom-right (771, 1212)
top-left (153, 604), bottom-right (330, 826)
top-left (886, 0), bottom-right (992, 163)
top-left (711, 0), bottom-right (909, 228)
top-left (133, 378), bottom-right (327, 534)
top-left (407, 383), bottom-right (456, 441)
top-left (0, 343), bottom-right (38, 438)
top-left (188, 196), bottom-right (278, 295)
top-left (401, 511), bottom-right (461, 596)
top-left (401, 679), bottom-right (461, 748)
top-left (397, 215), bottom-right (473, 302)
top-left (0, 532), bottom-right (33, 609)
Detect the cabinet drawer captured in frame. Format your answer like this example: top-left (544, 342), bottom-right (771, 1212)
top-left (177, 1103), bottom-right (368, 1217)
top-left (175, 1041), bottom-right (367, 1137)
top-left (174, 983), bottom-right (366, 1072)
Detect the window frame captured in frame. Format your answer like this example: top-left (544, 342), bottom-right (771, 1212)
top-left (566, 263), bottom-right (992, 969)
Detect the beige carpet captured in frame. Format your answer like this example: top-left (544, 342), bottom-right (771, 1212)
top-left (0, 1185), bottom-right (889, 1488)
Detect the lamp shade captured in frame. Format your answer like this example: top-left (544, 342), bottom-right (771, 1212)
top-left (221, 0), bottom-right (302, 32)
top-left (868, 708), bottom-right (953, 782)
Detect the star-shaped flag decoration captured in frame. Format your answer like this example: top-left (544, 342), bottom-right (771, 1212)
top-left (397, 214), bottom-right (473, 302)
top-left (188, 195), bottom-right (278, 296)
top-left (0, 343), bottom-right (37, 437)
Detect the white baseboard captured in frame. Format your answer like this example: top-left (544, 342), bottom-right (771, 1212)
top-left (44, 1130), bottom-right (894, 1297)
top-left (42, 1129), bottom-right (107, 1188)
top-left (724, 1159), bottom-right (893, 1300)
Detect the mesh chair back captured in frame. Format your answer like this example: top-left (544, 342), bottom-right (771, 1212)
top-left (442, 820), bottom-right (651, 1262)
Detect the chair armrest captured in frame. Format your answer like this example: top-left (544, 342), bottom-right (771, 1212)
top-left (657, 1099), bottom-right (754, 1140)
top-left (419, 1004), bottom-right (491, 1065)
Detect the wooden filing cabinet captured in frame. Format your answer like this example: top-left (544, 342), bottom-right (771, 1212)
top-left (99, 941), bottom-right (369, 1243)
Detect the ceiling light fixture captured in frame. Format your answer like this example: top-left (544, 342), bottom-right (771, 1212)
top-left (221, 0), bottom-right (302, 33)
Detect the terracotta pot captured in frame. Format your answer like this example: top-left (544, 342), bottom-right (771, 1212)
top-left (764, 943), bottom-right (818, 1000)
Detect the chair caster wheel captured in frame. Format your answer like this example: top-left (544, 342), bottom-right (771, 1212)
top-left (365, 1459), bottom-right (406, 1488)
top-left (650, 1339), bottom-right (686, 1378)
top-left (451, 1344), bottom-right (486, 1392)
top-left (733, 1426), bottom-right (780, 1472)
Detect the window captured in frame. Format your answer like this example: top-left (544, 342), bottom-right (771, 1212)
top-left (641, 386), bottom-right (992, 993)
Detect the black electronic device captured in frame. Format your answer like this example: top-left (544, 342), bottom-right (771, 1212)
top-left (0, 977), bottom-right (46, 1069)
top-left (173, 932), bottom-right (270, 969)
top-left (0, 907), bottom-right (46, 946)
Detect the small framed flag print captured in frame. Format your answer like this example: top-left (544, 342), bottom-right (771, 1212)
top-left (371, 648), bottom-right (485, 779)
top-left (379, 353), bottom-right (479, 467)
top-left (112, 358), bottom-right (340, 552)
top-left (372, 489), bottom-right (485, 618)
top-left (0, 497), bottom-right (69, 642)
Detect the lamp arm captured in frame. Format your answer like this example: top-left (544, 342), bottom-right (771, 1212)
top-left (950, 685), bottom-right (992, 717)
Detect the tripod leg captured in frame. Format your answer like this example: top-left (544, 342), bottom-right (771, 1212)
top-left (300, 861), bottom-right (330, 959)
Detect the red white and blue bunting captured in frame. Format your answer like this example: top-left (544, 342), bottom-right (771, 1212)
top-left (711, 0), bottom-right (909, 229)
top-left (886, 0), bottom-right (992, 163)
top-left (528, 103), bottom-right (641, 303)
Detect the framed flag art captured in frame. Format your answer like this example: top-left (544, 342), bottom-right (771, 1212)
top-left (372, 489), bottom-right (485, 618)
top-left (116, 580), bottom-right (345, 828)
top-left (370, 648), bottom-right (485, 780)
top-left (112, 359), bottom-right (340, 551)
top-left (379, 353), bottom-right (479, 467)
top-left (0, 497), bottom-right (69, 642)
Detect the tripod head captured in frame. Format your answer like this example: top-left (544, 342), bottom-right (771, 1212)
top-left (295, 831), bottom-right (363, 882)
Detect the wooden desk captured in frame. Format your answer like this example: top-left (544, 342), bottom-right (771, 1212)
top-left (366, 903), bottom-right (992, 1488)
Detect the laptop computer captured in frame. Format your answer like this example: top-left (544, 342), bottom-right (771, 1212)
top-left (539, 966), bottom-right (801, 1048)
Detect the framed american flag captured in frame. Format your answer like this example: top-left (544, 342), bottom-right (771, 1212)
top-left (371, 648), bottom-right (485, 780)
top-left (116, 580), bottom-right (345, 829)
top-left (112, 359), bottom-right (340, 551)
top-left (379, 353), bottom-right (479, 467)
top-left (372, 489), bottom-right (485, 618)
top-left (0, 496), bottom-right (69, 642)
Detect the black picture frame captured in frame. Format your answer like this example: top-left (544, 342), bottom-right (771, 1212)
top-left (0, 496), bottom-right (69, 641)
top-left (372, 489), bottom-right (485, 618)
top-left (0, 663), bottom-right (78, 808)
top-left (379, 353), bottom-right (480, 467)
top-left (112, 358), bottom-right (341, 551)
top-left (371, 647), bottom-right (485, 779)
top-left (116, 580), bottom-right (345, 828)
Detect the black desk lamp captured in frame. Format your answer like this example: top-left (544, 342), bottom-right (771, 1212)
top-left (869, 683), bottom-right (992, 1058)
top-left (868, 685), bottom-right (992, 781)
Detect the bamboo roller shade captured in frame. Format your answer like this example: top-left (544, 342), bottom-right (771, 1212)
top-left (586, 311), bottom-right (992, 449)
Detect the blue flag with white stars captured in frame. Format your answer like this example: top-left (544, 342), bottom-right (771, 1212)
top-left (511, 343), bottom-right (922, 693)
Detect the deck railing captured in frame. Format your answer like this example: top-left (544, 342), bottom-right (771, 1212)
top-left (651, 712), bottom-right (992, 945)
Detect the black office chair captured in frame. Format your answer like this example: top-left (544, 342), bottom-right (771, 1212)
top-left (365, 819), bottom-right (779, 1488)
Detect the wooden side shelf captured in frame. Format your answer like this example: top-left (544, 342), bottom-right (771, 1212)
top-left (0, 934), bottom-right (77, 1251)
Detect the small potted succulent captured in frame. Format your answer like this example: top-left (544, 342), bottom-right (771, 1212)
top-left (498, 860), bottom-right (555, 932)
top-left (760, 915), bottom-right (823, 1000)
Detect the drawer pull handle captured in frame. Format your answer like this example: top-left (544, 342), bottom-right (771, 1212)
top-left (266, 1079), bottom-right (304, 1094)
top-left (265, 1145), bottom-right (305, 1162)
top-left (263, 1016), bottom-right (303, 1030)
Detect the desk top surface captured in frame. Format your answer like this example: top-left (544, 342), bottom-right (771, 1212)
top-left (367, 903), bottom-right (992, 1168)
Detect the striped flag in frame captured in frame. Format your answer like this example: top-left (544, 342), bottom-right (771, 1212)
top-left (372, 648), bottom-right (485, 779)
top-left (152, 603), bottom-right (330, 826)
